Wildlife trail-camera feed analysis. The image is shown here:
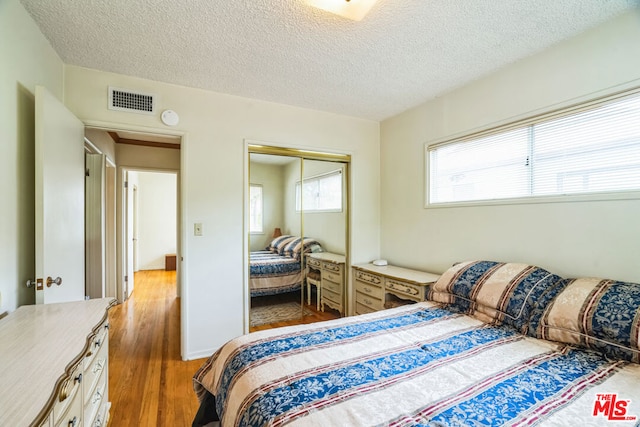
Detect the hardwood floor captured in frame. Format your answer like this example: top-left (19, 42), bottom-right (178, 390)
top-left (108, 270), bottom-right (340, 425)
top-left (108, 270), bottom-right (204, 426)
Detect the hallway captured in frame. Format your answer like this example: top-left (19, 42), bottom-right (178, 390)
top-left (108, 270), bottom-right (205, 426)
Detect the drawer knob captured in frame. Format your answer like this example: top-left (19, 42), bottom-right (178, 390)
top-left (364, 298), bottom-right (372, 305)
top-left (364, 287), bottom-right (371, 293)
top-left (74, 373), bottom-right (82, 385)
top-left (95, 338), bottom-right (102, 348)
top-left (68, 416), bottom-right (78, 427)
top-left (92, 390), bottom-right (103, 404)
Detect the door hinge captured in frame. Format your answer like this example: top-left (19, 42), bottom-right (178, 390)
top-left (124, 181), bottom-right (128, 188)
top-left (124, 275), bottom-right (128, 282)
top-left (86, 168), bottom-right (90, 177)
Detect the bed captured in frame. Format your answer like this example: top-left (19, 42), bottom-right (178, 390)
top-left (194, 261), bottom-right (640, 426)
top-left (250, 236), bottom-right (321, 297)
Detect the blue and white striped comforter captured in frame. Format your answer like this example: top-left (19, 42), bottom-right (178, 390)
top-left (250, 251), bottom-right (302, 297)
top-left (193, 302), bottom-right (640, 426)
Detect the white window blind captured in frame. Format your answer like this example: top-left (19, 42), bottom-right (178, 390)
top-left (428, 91), bottom-right (640, 205)
top-left (296, 170), bottom-right (342, 212)
top-left (249, 184), bottom-right (263, 233)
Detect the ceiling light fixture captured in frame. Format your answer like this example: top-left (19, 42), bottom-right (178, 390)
top-left (307, 0), bottom-right (378, 21)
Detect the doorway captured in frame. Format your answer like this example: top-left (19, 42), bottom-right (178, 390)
top-left (124, 169), bottom-right (178, 299)
top-left (83, 127), bottom-right (182, 304)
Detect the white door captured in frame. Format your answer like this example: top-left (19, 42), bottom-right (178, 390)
top-left (34, 86), bottom-right (85, 304)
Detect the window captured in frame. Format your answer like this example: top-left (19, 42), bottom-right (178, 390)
top-left (249, 184), bottom-right (263, 233)
top-left (427, 90), bottom-right (640, 206)
top-left (296, 170), bottom-right (342, 212)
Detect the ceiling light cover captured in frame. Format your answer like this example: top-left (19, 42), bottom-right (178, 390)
top-left (307, 0), bottom-right (378, 21)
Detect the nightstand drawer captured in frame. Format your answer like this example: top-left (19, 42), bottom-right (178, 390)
top-left (354, 280), bottom-right (384, 299)
top-left (355, 291), bottom-right (383, 311)
top-left (354, 269), bottom-right (382, 286)
top-left (355, 302), bottom-right (377, 315)
top-left (385, 278), bottom-right (425, 301)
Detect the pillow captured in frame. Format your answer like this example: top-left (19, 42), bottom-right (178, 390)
top-left (269, 235), bottom-right (296, 255)
top-left (282, 237), bottom-right (321, 260)
top-left (267, 235), bottom-right (293, 253)
top-left (529, 277), bottom-right (640, 363)
top-left (429, 260), bottom-right (562, 333)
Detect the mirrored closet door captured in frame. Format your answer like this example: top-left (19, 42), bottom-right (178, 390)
top-left (248, 146), bottom-right (349, 331)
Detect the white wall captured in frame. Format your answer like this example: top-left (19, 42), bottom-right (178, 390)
top-left (63, 65), bottom-right (380, 359)
top-left (249, 162), bottom-right (285, 251)
top-left (0, 0), bottom-right (64, 313)
top-left (136, 171), bottom-right (177, 270)
top-left (380, 10), bottom-right (640, 283)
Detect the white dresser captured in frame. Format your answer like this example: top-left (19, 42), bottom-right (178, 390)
top-left (307, 252), bottom-right (346, 315)
top-left (0, 298), bottom-right (115, 427)
top-left (353, 264), bottom-right (440, 315)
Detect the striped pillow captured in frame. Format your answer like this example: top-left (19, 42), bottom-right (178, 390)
top-left (529, 277), bottom-right (640, 363)
top-left (429, 260), bottom-right (562, 333)
top-left (282, 237), bottom-right (321, 260)
top-left (268, 235), bottom-right (295, 254)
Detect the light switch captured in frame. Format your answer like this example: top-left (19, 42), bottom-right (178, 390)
top-left (194, 223), bottom-right (203, 236)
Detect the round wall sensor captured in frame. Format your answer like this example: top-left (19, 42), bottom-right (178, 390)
top-left (161, 109), bottom-right (179, 126)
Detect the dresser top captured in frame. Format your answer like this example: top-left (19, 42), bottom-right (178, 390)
top-left (0, 298), bottom-right (115, 426)
top-left (309, 252), bottom-right (345, 264)
top-left (353, 263), bottom-right (440, 284)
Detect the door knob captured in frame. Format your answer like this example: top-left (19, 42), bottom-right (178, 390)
top-left (47, 276), bottom-right (62, 287)
top-left (26, 278), bottom-right (44, 290)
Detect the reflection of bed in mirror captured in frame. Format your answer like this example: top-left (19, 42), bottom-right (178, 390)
top-left (250, 235), bottom-right (322, 297)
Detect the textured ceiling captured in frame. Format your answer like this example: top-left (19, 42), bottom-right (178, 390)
top-left (20, 0), bottom-right (639, 121)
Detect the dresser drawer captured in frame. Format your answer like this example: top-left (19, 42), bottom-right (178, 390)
top-left (53, 362), bottom-right (83, 426)
top-left (322, 286), bottom-right (341, 304)
top-left (84, 336), bottom-right (108, 406)
top-left (385, 278), bottom-right (426, 301)
top-left (84, 373), bottom-right (107, 427)
top-left (354, 269), bottom-right (382, 286)
top-left (355, 279), bottom-right (384, 299)
top-left (91, 401), bottom-right (109, 427)
top-left (322, 261), bottom-right (342, 274)
top-left (323, 269), bottom-right (343, 284)
top-left (307, 257), bottom-right (322, 269)
top-left (322, 278), bottom-right (342, 295)
top-left (355, 291), bottom-right (383, 311)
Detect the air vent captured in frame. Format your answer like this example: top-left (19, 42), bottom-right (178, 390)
top-left (108, 87), bottom-right (156, 114)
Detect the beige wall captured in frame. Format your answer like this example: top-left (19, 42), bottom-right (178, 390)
top-left (283, 159), bottom-right (347, 255)
top-left (249, 162), bottom-right (285, 252)
top-left (85, 128), bottom-right (117, 163)
top-left (380, 10), bottom-right (640, 283)
top-left (0, 0), bottom-right (64, 313)
top-left (64, 65), bottom-right (380, 359)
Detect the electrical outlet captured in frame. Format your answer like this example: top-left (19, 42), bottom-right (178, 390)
top-left (194, 223), bottom-right (203, 236)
